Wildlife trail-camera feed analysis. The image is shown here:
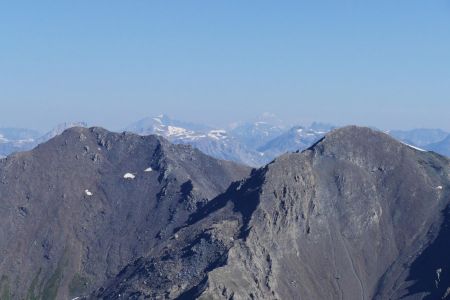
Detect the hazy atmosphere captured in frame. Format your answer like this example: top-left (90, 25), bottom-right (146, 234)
top-left (1, 1), bottom-right (450, 131)
top-left (3, 2), bottom-right (450, 299)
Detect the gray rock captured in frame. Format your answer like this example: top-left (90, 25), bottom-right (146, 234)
top-left (93, 126), bottom-right (450, 300)
top-left (0, 127), bottom-right (250, 300)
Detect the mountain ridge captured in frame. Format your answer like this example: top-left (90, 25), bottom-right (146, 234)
top-left (3, 116), bottom-right (450, 167)
top-left (0, 126), bottom-right (250, 300)
top-left (86, 126), bottom-right (450, 299)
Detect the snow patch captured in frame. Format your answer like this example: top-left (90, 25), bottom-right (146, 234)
top-left (167, 126), bottom-right (190, 136)
top-left (123, 173), bottom-right (136, 179)
top-left (437, 186), bottom-right (443, 190)
top-left (153, 117), bottom-right (163, 124)
top-left (208, 130), bottom-right (227, 140)
top-left (144, 167), bottom-right (153, 172)
top-left (401, 142), bottom-right (427, 152)
top-left (85, 189), bottom-right (93, 196)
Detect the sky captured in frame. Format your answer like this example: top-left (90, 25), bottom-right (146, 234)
top-left (1, 1), bottom-right (450, 132)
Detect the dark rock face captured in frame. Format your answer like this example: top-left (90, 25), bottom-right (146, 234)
top-left (2, 125), bottom-right (450, 300)
top-left (0, 127), bottom-right (250, 300)
top-left (92, 126), bottom-right (450, 300)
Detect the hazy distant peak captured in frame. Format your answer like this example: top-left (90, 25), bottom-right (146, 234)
top-left (37, 121), bottom-right (88, 143)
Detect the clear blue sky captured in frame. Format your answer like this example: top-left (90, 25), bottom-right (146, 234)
top-left (1, 1), bottom-right (450, 131)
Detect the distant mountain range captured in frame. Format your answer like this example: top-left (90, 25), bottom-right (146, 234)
top-left (256, 125), bottom-right (330, 160)
top-left (124, 114), bottom-right (335, 166)
top-left (125, 114), bottom-right (267, 167)
top-left (2, 115), bottom-right (450, 166)
top-left (126, 115), bottom-right (450, 165)
top-left (427, 135), bottom-right (450, 157)
top-left (389, 128), bottom-right (450, 147)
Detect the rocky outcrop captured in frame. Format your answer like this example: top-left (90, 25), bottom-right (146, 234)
top-left (0, 127), bottom-right (250, 300)
top-left (94, 126), bottom-right (450, 300)
top-left (2, 125), bottom-right (450, 300)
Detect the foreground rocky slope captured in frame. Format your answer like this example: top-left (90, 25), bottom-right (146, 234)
top-left (0, 127), bottom-right (250, 299)
top-left (93, 126), bottom-right (450, 300)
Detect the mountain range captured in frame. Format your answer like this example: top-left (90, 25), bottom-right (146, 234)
top-left (1, 126), bottom-right (449, 299)
top-left (125, 115), bottom-right (267, 167)
top-left (2, 115), bottom-right (450, 166)
top-left (124, 115), bottom-right (337, 167)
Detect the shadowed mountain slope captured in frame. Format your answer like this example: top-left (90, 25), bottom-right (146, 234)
top-left (92, 126), bottom-right (450, 300)
top-left (0, 127), bottom-right (250, 300)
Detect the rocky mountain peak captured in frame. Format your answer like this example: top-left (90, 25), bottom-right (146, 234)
top-left (0, 127), bottom-right (250, 300)
top-left (2, 125), bottom-right (450, 300)
top-left (93, 126), bottom-right (450, 300)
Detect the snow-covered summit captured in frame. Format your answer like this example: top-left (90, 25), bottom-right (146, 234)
top-left (125, 115), bottom-right (265, 167)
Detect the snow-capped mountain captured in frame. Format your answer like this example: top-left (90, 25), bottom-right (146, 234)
top-left (126, 114), bottom-right (213, 136)
top-left (126, 115), bottom-right (337, 167)
top-left (5, 116), bottom-right (450, 167)
top-left (257, 125), bottom-right (329, 161)
top-left (126, 115), bottom-right (266, 167)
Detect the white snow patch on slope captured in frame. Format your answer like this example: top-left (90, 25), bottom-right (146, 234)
top-left (124, 173), bottom-right (136, 179)
top-left (167, 126), bottom-right (190, 136)
top-left (85, 189), bottom-right (93, 196)
top-left (437, 186), bottom-right (443, 190)
top-left (144, 167), bottom-right (153, 172)
top-left (208, 130), bottom-right (227, 140)
top-left (153, 117), bottom-right (163, 124)
top-left (401, 142), bottom-right (427, 152)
